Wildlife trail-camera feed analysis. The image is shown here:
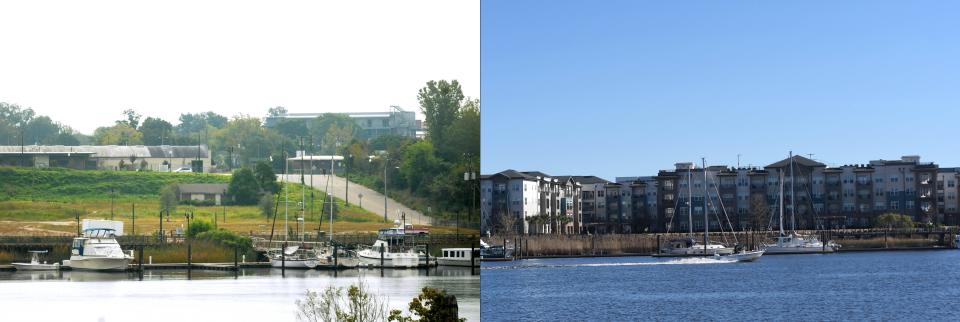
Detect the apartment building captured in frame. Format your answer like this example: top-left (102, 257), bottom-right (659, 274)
top-left (480, 170), bottom-right (581, 235)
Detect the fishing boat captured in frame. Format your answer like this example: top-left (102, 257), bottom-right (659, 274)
top-left (357, 222), bottom-right (424, 268)
top-left (764, 152), bottom-right (838, 254)
top-left (437, 248), bottom-right (478, 267)
top-left (12, 250), bottom-right (60, 271)
top-left (66, 228), bottom-right (133, 271)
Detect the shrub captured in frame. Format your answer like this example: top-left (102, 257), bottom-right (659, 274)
top-left (187, 219), bottom-right (214, 237)
top-left (195, 228), bottom-right (253, 253)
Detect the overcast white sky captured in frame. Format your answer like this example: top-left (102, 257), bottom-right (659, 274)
top-left (0, 0), bottom-right (479, 134)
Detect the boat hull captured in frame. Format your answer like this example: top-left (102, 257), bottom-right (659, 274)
top-left (12, 263), bottom-right (60, 271)
top-left (269, 258), bottom-right (319, 269)
top-left (357, 251), bottom-right (419, 268)
top-left (68, 256), bottom-right (132, 271)
top-left (437, 258), bottom-right (476, 267)
top-left (763, 245), bottom-right (835, 254)
top-left (721, 250), bottom-right (764, 262)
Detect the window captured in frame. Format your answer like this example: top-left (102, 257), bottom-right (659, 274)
top-left (950, 181), bottom-right (956, 188)
top-left (382, 119), bottom-right (389, 127)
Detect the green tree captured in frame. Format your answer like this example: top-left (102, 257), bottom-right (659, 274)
top-left (308, 113), bottom-right (359, 151)
top-left (254, 161), bottom-right (281, 194)
top-left (118, 109), bottom-right (142, 129)
top-left (388, 287), bottom-right (465, 322)
top-left (212, 116), bottom-right (282, 167)
top-left (445, 98), bottom-right (480, 159)
top-left (159, 184), bottom-right (178, 214)
top-left (876, 213), bottom-right (914, 229)
top-left (268, 106), bottom-right (288, 117)
top-left (401, 141), bottom-right (444, 195)
top-left (139, 117), bottom-right (174, 145)
top-left (22, 116), bottom-right (61, 145)
top-left (228, 168), bottom-right (261, 205)
top-left (93, 124), bottom-right (143, 145)
top-left (418, 80), bottom-right (464, 150)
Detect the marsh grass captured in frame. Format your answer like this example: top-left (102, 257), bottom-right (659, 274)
top-left (837, 237), bottom-right (939, 249)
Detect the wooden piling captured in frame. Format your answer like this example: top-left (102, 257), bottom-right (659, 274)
top-left (282, 241), bottom-right (286, 277)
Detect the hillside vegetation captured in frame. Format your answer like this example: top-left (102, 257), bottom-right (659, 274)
top-left (0, 166), bottom-right (228, 201)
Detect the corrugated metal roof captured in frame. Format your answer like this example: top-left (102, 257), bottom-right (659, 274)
top-left (0, 145), bottom-right (208, 158)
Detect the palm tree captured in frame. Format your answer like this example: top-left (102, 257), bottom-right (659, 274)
top-left (557, 214), bottom-right (573, 234)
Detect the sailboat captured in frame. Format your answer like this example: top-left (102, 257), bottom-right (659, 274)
top-left (268, 151), bottom-right (320, 269)
top-left (763, 152), bottom-right (838, 254)
top-left (659, 161), bottom-right (735, 256)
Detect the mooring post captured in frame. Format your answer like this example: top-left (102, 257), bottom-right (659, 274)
top-left (471, 243), bottom-right (476, 275)
top-left (379, 245), bottom-right (385, 268)
top-left (282, 241), bottom-right (286, 278)
top-left (138, 245), bottom-right (144, 281)
top-left (426, 243), bottom-right (431, 268)
top-left (187, 241), bottom-right (192, 280)
top-left (656, 235), bottom-right (661, 255)
top-left (234, 246), bottom-right (239, 277)
top-left (334, 244), bottom-right (339, 268)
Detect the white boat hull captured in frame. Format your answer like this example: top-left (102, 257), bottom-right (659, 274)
top-left (269, 258), bottom-right (319, 269)
top-left (357, 250), bottom-right (419, 268)
top-left (12, 263), bottom-right (60, 271)
top-left (68, 256), bottom-right (132, 271)
top-left (719, 250), bottom-right (764, 262)
top-left (764, 245), bottom-right (835, 254)
top-left (437, 258), bottom-right (476, 267)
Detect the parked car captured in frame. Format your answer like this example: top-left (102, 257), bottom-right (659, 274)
top-left (173, 167), bottom-right (193, 173)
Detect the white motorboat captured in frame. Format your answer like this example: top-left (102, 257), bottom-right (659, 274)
top-left (269, 245), bottom-right (319, 269)
top-left (12, 250), bottom-right (60, 271)
top-left (67, 228), bottom-right (133, 271)
top-left (358, 239), bottom-right (421, 268)
top-left (717, 249), bottom-right (765, 262)
top-left (437, 248), bottom-right (477, 267)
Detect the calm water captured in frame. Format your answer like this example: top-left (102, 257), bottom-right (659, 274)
top-left (482, 251), bottom-right (960, 321)
top-left (0, 267), bottom-right (479, 322)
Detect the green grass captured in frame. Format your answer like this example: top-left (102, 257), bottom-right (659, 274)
top-left (0, 166), bottom-right (229, 202)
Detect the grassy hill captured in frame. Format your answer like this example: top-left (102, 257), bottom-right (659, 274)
top-left (0, 167), bottom-right (471, 236)
top-left (0, 166), bottom-right (229, 201)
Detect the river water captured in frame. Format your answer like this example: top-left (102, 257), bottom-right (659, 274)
top-left (482, 251), bottom-right (960, 321)
top-left (0, 267), bottom-right (479, 322)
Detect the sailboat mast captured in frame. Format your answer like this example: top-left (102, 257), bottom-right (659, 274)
top-left (702, 158), bottom-right (708, 255)
top-left (688, 164), bottom-right (693, 237)
top-left (779, 171), bottom-right (785, 238)
top-left (284, 148), bottom-right (289, 243)
top-left (789, 151), bottom-right (796, 233)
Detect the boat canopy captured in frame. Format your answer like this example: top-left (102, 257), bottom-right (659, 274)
top-left (284, 245), bottom-right (300, 255)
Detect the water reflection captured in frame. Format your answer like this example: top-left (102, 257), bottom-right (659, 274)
top-left (0, 266), bottom-right (480, 321)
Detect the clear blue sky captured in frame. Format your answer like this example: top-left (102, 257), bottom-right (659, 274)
top-left (481, 1), bottom-right (960, 180)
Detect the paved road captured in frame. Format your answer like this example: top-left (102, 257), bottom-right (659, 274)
top-left (279, 174), bottom-right (431, 225)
